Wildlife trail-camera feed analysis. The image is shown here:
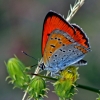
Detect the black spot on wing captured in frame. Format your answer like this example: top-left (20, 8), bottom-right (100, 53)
top-left (50, 44), bottom-right (55, 48)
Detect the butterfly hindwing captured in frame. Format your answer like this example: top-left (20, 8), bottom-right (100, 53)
top-left (43, 29), bottom-right (88, 73)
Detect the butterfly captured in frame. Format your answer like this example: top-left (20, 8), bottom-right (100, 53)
top-left (39, 11), bottom-right (90, 75)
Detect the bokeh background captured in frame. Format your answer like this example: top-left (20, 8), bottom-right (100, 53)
top-left (0, 0), bottom-right (100, 100)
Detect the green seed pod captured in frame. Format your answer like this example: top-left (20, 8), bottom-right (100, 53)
top-left (54, 66), bottom-right (79, 99)
top-left (28, 76), bottom-right (47, 99)
top-left (5, 57), bottom-right (30, 89)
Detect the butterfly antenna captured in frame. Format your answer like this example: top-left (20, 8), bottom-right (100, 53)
top-left (31, 64), bottom-right (37, 68)
top-left (22, 51), bottom-right (38, 61)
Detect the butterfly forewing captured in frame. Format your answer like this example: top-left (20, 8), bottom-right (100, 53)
top-left (42, 11), bottom-right (75, 55)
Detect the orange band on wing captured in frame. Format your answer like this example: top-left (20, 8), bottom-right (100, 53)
top-left (43, 33), bottom-right (72, 64)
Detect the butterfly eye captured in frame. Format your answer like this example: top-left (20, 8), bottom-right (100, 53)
top-left (39, 63), bottom-right (45, 70)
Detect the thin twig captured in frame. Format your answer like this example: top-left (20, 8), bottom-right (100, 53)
top-left (22, 90), bottom-right (28, 100)
top-left (22, 61), bottom-right (41, 100)
top-left (66, 0), bottom-right (85, 22)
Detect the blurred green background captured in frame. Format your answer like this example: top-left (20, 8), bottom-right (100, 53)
top-left (0, 0), bottom-right (100, 100)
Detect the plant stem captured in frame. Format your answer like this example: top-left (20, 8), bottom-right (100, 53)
top-left (22, 66), bottom-right (40, 100)
top-left (22, 90), bottom-right (28, 100)
top-left (77, 84), bottom-right (100, 93)
top-left (32, 74), bottom-right (100, 94)
top-left (31, 73), bottom-right (57, 81)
